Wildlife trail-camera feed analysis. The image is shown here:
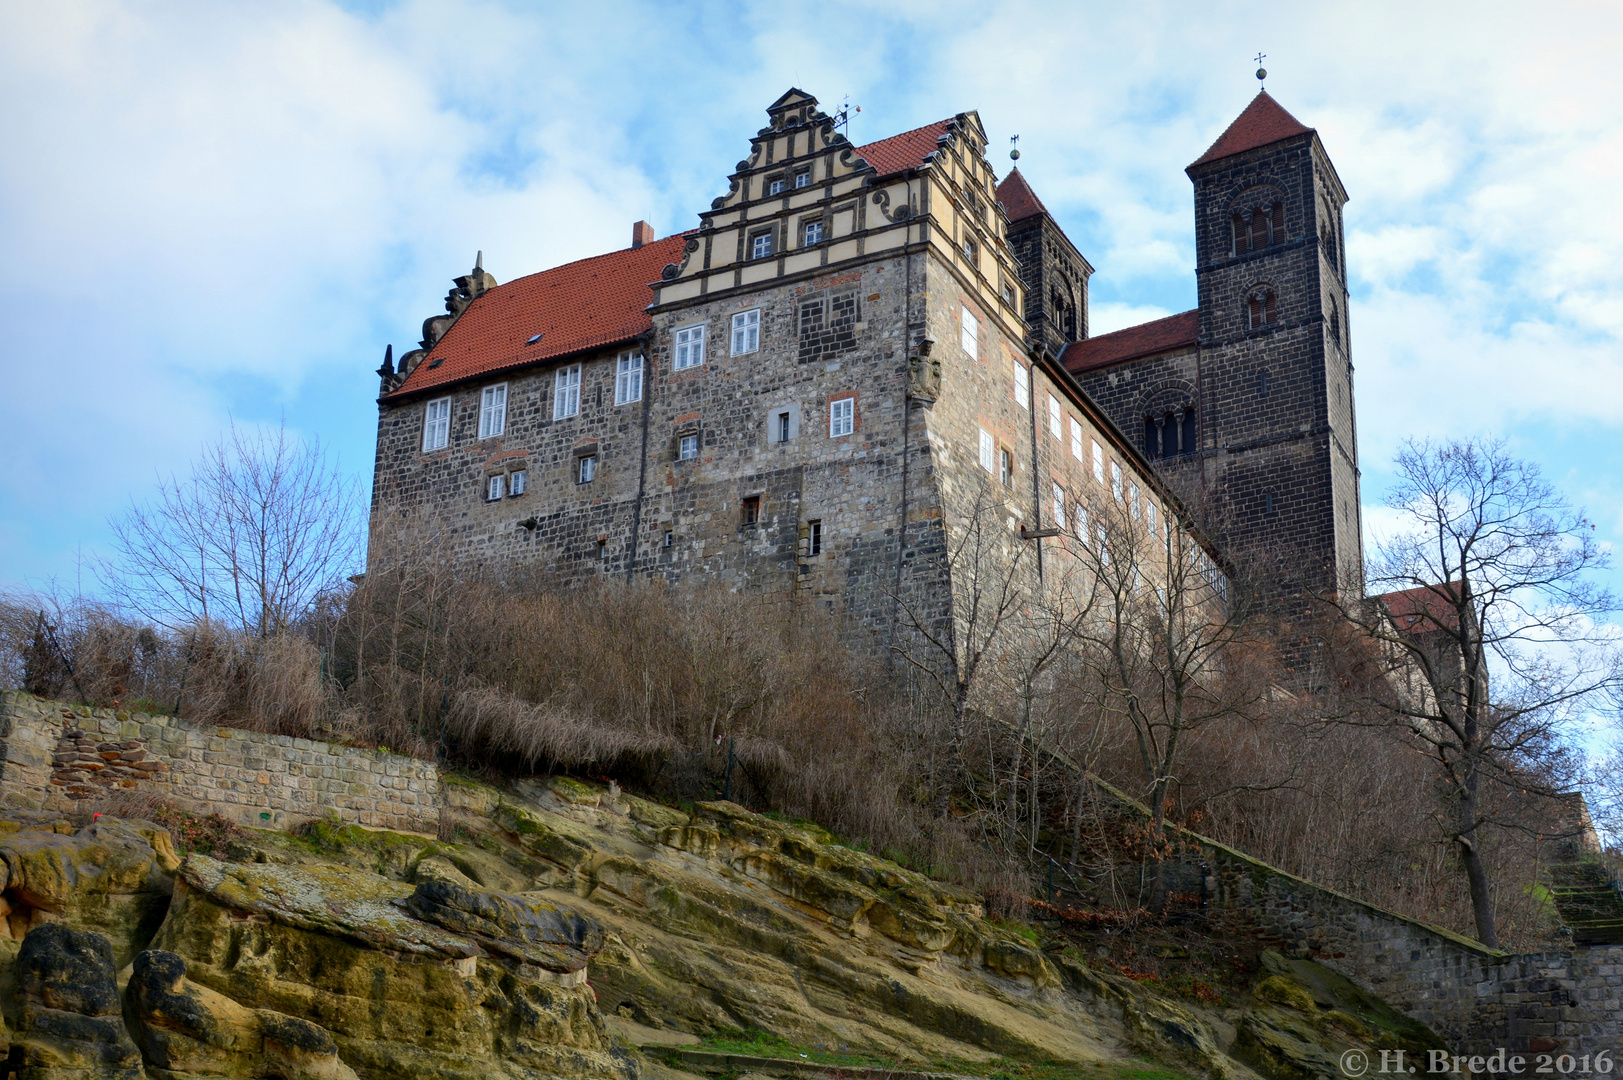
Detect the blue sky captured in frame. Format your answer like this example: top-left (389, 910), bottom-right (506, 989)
top-left (3, 0), bottom-right (1621, 624)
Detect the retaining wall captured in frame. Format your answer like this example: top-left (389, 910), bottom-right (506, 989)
top-left (0, 691), bottom-right (440, 834)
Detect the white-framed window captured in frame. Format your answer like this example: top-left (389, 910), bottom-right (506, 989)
top-left (1013, 362), bottom-right (1029, 408)
top-left (1097, 524), bottom-right (1110, 565)
top-left (678, 434), bottom-right (699, 460)
top-left (479, 384), bottom-right (507, 439)
top-left (1092, 440), bottom-right (1105, 483)
top-left (999, 447), bottom-right (1013, 487)
top-left (1053, 483), bottom-right (1066, 530)
top-left (510, 470), bottom-right (527, 496)
top-left (1130, 481), bottom-right (1141, 519)
top-left (1111, 461), bottom-right (1123, 502)
top-left (829, 397), bottom-right (854, 437)
top-left (1070, 417), bottom-right (1084, 461)
top-left (422, 397), bottom-right (451, 451)
top-left (806, 518), bottom-right (822, 555)
top-left (963, 237), bottom-right (977, 262)
top-left (552, 366), bottom-right (581, 419)
top-left (979, 427), bottom-right (995, 473)
top-left (767, 176), bottom-right (785, 195)
top-left (1075, 501), bottom-right (1089, 544)
top-left (730, 309), bottom-right (760, 355)
top-left (1147, 502), bottom-right (1157, 537)
top-left (794, 168), bottom-right (811, 189)
top-left (578, 455), bottom-right (597, 484)
top-left (614, 352), bottom-right (643, 405)
top-left (803, 219), bottom-right (824, 245)
top-left (961, 307), bottom-right (978, 359)
top-left (486, 475), bottom-right (504, 501)
top-left (1048, 394), bottom-right (1062, 438)
top-left (771, 408), bottom-right (796, 444)
top-left (673, 324), bottom-right (706, 370)
top-left (751, 231), bottom-right (773, 259)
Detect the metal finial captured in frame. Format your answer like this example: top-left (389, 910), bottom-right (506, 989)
top-left (1009, 134), bottom-right (1020, 161)
top-left (1255, 53), bottom-right (1267, 84)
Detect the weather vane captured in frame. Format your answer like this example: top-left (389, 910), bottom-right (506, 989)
top-left (1255, 53), bottom-right (1267, 86)
top-left (1009, 135), bottom-right (1020, 161)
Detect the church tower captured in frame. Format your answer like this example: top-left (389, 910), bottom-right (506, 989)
top-left (1185, 92), bottom-right (1361, 603)
top-left (997, 168), bottom-right (1093, 358)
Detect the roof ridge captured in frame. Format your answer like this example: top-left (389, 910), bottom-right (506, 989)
top-left (853, 117), bottom-right (956, 153)
top-left (496, 232), bottom-right (690, 289)
top-left (1187, 90), bottom-right (1315, 171)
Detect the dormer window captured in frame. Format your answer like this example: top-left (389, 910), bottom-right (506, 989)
top-left (794, 168), bottom-right (811, 189)
top-left (751, 231), bottom-right (774, 259)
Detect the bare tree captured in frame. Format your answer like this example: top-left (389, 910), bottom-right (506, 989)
top-left (104, 422), bottom-right (362, 636)
top-left (1345, 437), bottom-right (1621, 947)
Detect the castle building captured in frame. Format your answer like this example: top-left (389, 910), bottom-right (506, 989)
top-left (368, 88), bottom-right (1359, 649)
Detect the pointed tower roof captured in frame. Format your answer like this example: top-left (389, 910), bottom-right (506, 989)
top-left (995, 168), bottom-right (1050, 223)
top-left (1187, 91), bottom-right (1314, 171)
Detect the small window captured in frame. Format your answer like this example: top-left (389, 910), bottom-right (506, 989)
top-left (829, 397), bottom-right (855, 437)
top-left (615, 352), bottom-right (644, 405)
top-left (1013, 362), bottom-right (1029, 408)
top-left (578, 455), bottom-right (597, 484)
top-left (673, 324), bottom-right (706, 370)
top-left (741, 496), bottom-right (761, 526)
top-left (773, 410), bottom-right (792, 443)
top-left (963, 237), bottom-right (977, 262)
top-left (999, 448), bottom-right (1013, 487)
top-left (794, 169), bottom-right (811, 189)
top-left (1247, 289), bottom-right (1277, 330)
top-left (979, 427), bottom-right (995, 473)
top-left (961, 307), bottom-right (978, 359)
top-left (1002, 282), bottom-right (1015, 305)
top-left (1147, 502), bottom-right (1157, 536)
top-left (1070, 417), bottom-right (1084, 462)
top-left (731, 309), bottom-right (760, 355)
top-left (1266, 492), bottom-right (1276, 516)
top-left (1097, 524), bottom-right (1110, 565)
top-left (678, 434), bottom-right (699, 461)
top-left (479, 384), bottom-right (507, 438)
top-left (510, 470), bottom-right (527, 496)
top-left (1048, 394), bottom-right (1062, 439)
top-left (751, 231), bottom-right (774, 259)
top-left (1130, 482), bottom-right (1140, 519)
top-left (806, 519), bottom-right (822, 556)
top-left (486, 475), bottom-right (504, 501)
top-left (767, 176), bottom-right (785, 196)
top-left (803, 219), bottom-right (824, 245)
top-left (1111, 460), bottom-right (1123, 502)
top-left (1258, 369), bottom-right (1270, 398)
top-left (1052, 483), bottom-right (1066, 530)
top-left (422, 397), bottom-right (451, 451)
top-left (663, 530), bottom-right (673, 547)
top-left (552, 366), bottom-right (580, 419)
top-left (1092, 440), bottom-right (1105, 483)
top-left (1076, 502), bottom-right (1090, 544)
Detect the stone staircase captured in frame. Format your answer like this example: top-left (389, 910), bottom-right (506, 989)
top-left (1547, 858), bottom-right (1623, 946)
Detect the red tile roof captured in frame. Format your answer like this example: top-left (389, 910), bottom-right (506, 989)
top-left (995, 168), bottom-right (1048, 223)
top-left (1188, 91), bottom-right (1314, 171)
top-left (1062, 310), bottom-right (1200, 374)
top-left (854, 119), bottom-right (952, 177)
top-left (1378, 583), bottom-right (1464, 635)
top-left (388, 234), bottom-right (691, 399)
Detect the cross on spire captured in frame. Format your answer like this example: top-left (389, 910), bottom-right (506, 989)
top-left (1253, 53), bottom-right (1268, 87)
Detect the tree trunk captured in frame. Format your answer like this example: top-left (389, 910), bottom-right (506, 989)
top-left (1457, 762), bottom-right (1498, 948)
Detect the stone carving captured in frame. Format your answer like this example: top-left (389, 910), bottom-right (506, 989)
top-left (907, 338), bottom-right (940, 403)
top-left (418, 253), bottom-right (498, 353)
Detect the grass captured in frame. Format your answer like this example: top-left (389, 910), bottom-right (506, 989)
top-left (686, 1030), bottom-right (1198, 1080)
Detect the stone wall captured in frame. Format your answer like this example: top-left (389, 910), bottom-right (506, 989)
top-left (0, 691), bottom-right (441, 834)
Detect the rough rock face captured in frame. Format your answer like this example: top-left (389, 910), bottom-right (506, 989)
top-left (13, 922), bottom-right (143, 1080)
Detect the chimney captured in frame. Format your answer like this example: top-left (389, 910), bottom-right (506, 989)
top-left (631, 220), bottom-right (655, 249)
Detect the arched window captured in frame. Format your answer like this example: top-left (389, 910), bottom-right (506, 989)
top-left (1144, 408), bottom-right (1198, 459)
top-left (1231, 199), bottom-right (1286, 255)
top-left (1247, 289), bottom-right (1277, 330)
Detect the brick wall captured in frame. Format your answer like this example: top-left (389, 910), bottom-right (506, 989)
top-left (0, 691), bottom-right (441, 834)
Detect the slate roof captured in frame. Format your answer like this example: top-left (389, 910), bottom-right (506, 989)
top-left (995, 168), bottom-right (1048, 223)
top-left (1061, 310), bottom-right (1200, 374)
top-left (1188, 91), bottom-right (1315, 170)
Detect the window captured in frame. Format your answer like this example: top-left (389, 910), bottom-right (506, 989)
top-left (1076, 502), bottom-right (1089, 544)
top-left (1130, 482), bottom-right (1140, 519)
top-left (741, 496), bottom-right (760, 526)
top-left (802, 219), bottom-right (824, 245)
top-left (422, 397), bottom-right (451, 451)
top-left (510, 470), bottom-right (527, 496)
top-left (999, 448), bottom-right (1013, 487)
top-left (751, 231), bottom-right (773, 259)
top-left (767, 176), bottom-right (785, 196)
top-left (1231, 200), bottom-right (1286, 254)
top-left (1002, 282), bottom-right (1015, 305)
top-left (731, 309), bottom-right (760, 355)
top-left (673, 324), bottom-right (706, 370)
top-left (963, 237), bottom-right (977, 262)
top-left (1146, 502), bottom-right (1157, 537)
top-left (1247, 289), bottom-right (1277, 330)
top-left (486, 475), bottom-right (504, 501)
top-left (615, 352), bottom-right (644, 405)
top-left (1013, 362), bottom-right (1029, 408)
top-left (552, 367), bottom-right (580, 419)
top-left (1070, 417), bottom-right (1084, 462)
top-left (1258, 369), bottom-right (1270, 399)
top-left (1097, 524), bottom-right (1110, 565)
top-left (806, 519), bottom-right (822, 556)
top-left (479, 384), bottom-right (507, 438)
top-left (1048, 394), bottom-right (1062, 439)
top-left (829, 397), bottom-right (854, 437)
top-left (979, 428), bottom-right (995, 473)
top-left (1111, 461), bottom-right (1123, 502)
top-left (1092, 440), bottom-right (1104, 483)
top-left (1052, 483), bottom-right (1066, 530)
top-left (961, 307), bottom-right (978, 359)
top-left (794, 168), bottom-right (811, 189)
top-left (578, 455), bottom-right (596, 484)
top-left (773, 410), bottom-right (792, 443)
top-left (678, 434), bottom-right (699, 460)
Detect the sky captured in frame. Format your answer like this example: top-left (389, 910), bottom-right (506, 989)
top-left (3, 0), bottom-right (1622, 621)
